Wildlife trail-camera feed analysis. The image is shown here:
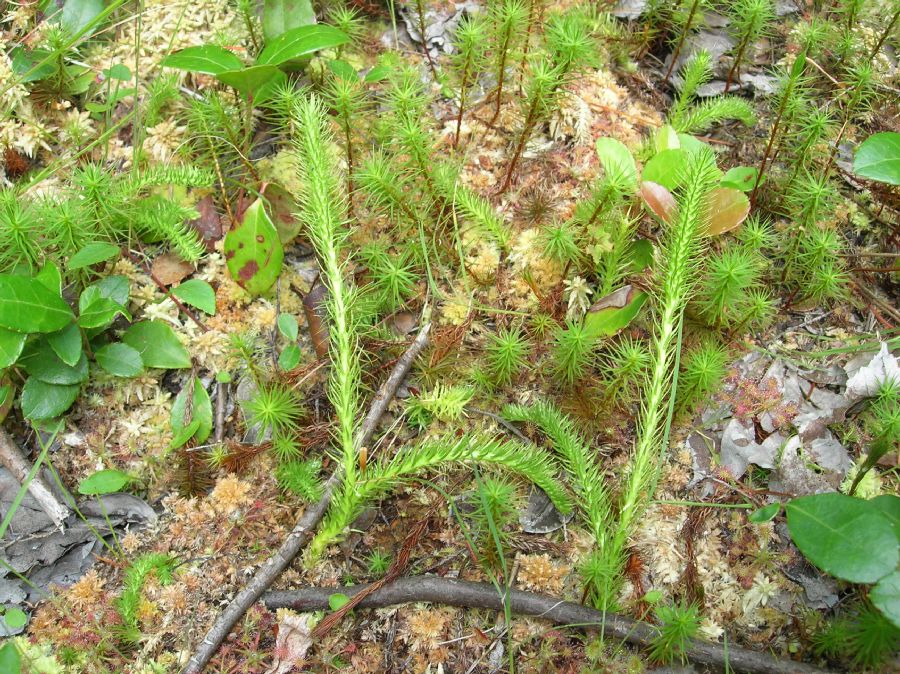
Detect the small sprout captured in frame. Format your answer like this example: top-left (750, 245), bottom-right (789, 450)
top-left (486, 326), bottom-right (530, 386)
top-left (552, 321), bottom-right (596, 386)
top-left (245, 383), bottom-right (304, 436)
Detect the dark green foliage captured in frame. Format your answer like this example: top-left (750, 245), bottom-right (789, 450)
top-left (244, 383), bottom-right (304, 436)
top-left (486, 326), bottom-right (530, 386)
top-left (812, 604), bottom-right (900, 669)
top-left (697, 246), bottom-right (763, 327)
top-left (602, 336), bottom-right (651, 402)
top-left (552, 321), bottom-right (596, 385)
top-left (677, 340), bottom-right (728, 413)
top-left (117, 553), bottom-right (176, 645)
top-left (649, 602), bottom-right (701, 664)
top-left (0, 191), bottom-right (42, 272)
top-left (276, 457), bottom-right (323, 502)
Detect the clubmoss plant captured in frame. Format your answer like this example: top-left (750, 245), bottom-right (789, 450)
top-left (696, 246), bottom-right (763, 328)
top-left (677, 339), bottom-right (729, 414)
top-left (326, 75), bottom-right (367, 195)
top-left (450, 14), bottom-right (489, 147)
top-left (601, 336), bottom-right (651, 404)
top-left (552, 320), bottom-right (596, 386)
top-left (725, 0), bottom-right (775, 92)
top-left (668, 51), bottom-right (755, 134)
top-left (648, 602), bottom-right (702, 664)
top-left (292, 94), bottom-right (362, 532)
top-left (244, 383), bottom-right (304, 436)
top-left (275, 458), bottom-right (324, 502)
top-left (406, 384), bottom-right (474, 429)
top-left (606, 148), bottom-right (720, 597)
top-left (503, 401), bottom-right (613, 603)
top-left (487, 0), bottom-right (528, 126)
top-left (117, 553), bottom-right (176, 645)
top-left (486, 326), bottom-right (530, 386)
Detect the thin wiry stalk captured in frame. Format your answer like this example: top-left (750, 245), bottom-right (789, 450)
top-left (291, 95), bottom-right (361, 496)
top-left (607, 148), bottom-right (719, 589)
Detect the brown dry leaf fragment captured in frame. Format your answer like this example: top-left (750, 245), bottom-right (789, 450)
top-left (303, 283), bottom-right (330, 360)
top-left (151, 253), bottom-right (194, 286)
top-left (265, 611), bottom-right (314, 674)
top-left (189, 195), bottom-right (223, 251)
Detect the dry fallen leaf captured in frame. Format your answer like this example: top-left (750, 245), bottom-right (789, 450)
top-left (188, 195), bottom-right (223, 251)
top-left (704, 187), bottom-right (750, 236)
top-left (846, 342), bottom-right (900, 399)
top-left (151, 253), bottom-right (194, 286)
top-left (264, 611), bottom-right (314, 674)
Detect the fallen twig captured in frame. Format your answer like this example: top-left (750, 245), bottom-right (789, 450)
top-left (0, 427), bottom-right (71, 531)
top-left (181, 319), bottom-right (431, 674)
top-left (264, 576), bottom-right (832, 674)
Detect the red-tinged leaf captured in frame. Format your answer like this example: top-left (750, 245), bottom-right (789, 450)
top-left (640, 181), bottom-right (676, 223)
top-left (262, 183), bottom-right (301, 243)
top-left (188, 195), bottom-right (223, 251)
top-left (705, 187), bottom-right (751, 236)
top-left (223, 199), bottom-right (283, 296)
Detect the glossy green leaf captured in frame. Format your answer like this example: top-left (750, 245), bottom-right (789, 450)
top-left (629, 239), bottom-right (654, 272)
top-left (170, 419), bottom-right (201, 449)
top-left (34, 262), bottom-right (62, 295)
top-left (595, 137), bottom-right (638, 187)
top-left (364, 64), bottom-right (391, 82)
top-left (161, 45), bottom-right (243, 75)
top-left (263, 0), bottom-right (316, 41)
top-left (95, 342), bottom-right (144, 377)
top-left (870, 494), bottom-right (900, 543)
top-left (122, 321), bottom-right (191, 369)
top-left (256, 25), bottom-right (350, 67)
top-left (223, 199), bottom-right (283, 296)
top-left (749, 502), bottom-right (781, 523)
top-left (327, 59), bottom-right (358, 80)
top-left (676, 133), bottom-right (708, 154)
top-left (20, 378), bottom-right (79, 420)
top-left (59, 0), bottom-right (105, 35)
top-left (871, 570), bottom-right (900, 628)
top-left (654, 125), bottom-right (680, 152)
top-left (0, 328), bottom-right (26, 368)
top-left (2, 606), bottom-right (27, 629)
top-left (278, 343), bottom-right (301, 371)
top-left (721, 166), bottom-right (760, 192)
top-left (0, 640), bottom-right (21, 672)
top-left (642, 149), bottom-right (688, 190)
top-left (583, 287), bottom-right (647, 339)
top-left (171, 279), bottom-right (216, 315)
top-left (171, 376), bottom-right (213, 445)
top-left (277, 313), bottom-right (299, 341)
top-left (78, 468), bottom-right (131, 495)
top-left (93, 275), bottom-right (130, 307)
top-left (785, 493), bottom-right (898, 584)
top-left (47, 323), bottom-right (83, 366)
top-left (19, 338), bottom-right (89, 385)
top-left (216, 64), bottom-right (281, 95)
top-left (68, 242), bottom-right (120, 270)
top-left (328, 593), bottom-right (350, 611)
top-left (853, 132), bottom-right (900, 186)
top-left (78, 286), bottom-right (130, 329)
top-left (105, 63), bottom-right (132, 81)
top-left (0, 274), bottom-right (75, 333)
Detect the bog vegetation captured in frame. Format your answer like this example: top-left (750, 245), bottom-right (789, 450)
top-left (0, 0), bottom-right (898, 672)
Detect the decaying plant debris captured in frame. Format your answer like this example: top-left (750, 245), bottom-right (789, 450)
top-left (0, 0), bottom-right (898, 672)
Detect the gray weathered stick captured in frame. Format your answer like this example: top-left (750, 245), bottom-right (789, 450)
top-left (182, 321), bottom-right (431, 674)
top-left (0, 427), bottom-right (71, 531)
top-left (264, 576), bottom-right (832, 674)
